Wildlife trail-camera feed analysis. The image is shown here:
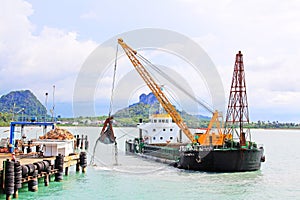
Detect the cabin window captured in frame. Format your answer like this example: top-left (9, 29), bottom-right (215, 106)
top-left (170, 129), bottom-right (173, 131)
top-left (165, 119), bottom-right (169, 123)
top-left (170, 137), bottom-right (173, 140)
top-left (158, 119), bottom-right (161, 123)
top-left (153, 137), bottom-right (156, 140)
top-left (154, 119), bottom-right (157, 123)
top-left (163, 129), bottom-right (166, 131)
top-left (153, 129), bottom-right (156, 132)
top-left (162, 119), bottom-right (165, 123)
top-left (160, 137), bottom-right (163, 140)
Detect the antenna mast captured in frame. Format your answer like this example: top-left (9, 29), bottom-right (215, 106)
top-left (52, 85), bottom-right (55, 122)
top-left (45, 92), bottom-right (48, 122)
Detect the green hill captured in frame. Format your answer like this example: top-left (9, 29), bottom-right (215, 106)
top-left (113, 93), bottom-right (209, 128)
top-left (0, 90), bottom-right (47, 123)
top-left (113, 102), bottom-right (209, 128)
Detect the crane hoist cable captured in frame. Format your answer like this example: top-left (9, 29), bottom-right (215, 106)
top-left (136, 53), bottom-right (214, 114)
top-left (135, 54), bottom-right (183, 112)
top-left (99, 43), bottom-right (118, 145)
top-left (90, 44), bottom-right (118, 165)
top-left (109, 44), bottom-right (118, 117)
top-left (101, 43), bottom-right (118, 146)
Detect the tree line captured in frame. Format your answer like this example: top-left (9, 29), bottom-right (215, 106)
top-left (1, 112), bottom-right (299, 129)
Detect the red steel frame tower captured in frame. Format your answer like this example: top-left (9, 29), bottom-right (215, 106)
top-left (225, 51), bottom-right (250, 146)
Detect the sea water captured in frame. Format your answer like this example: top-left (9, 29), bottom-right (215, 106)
top-left (0, 127), bottom-right (299, 200)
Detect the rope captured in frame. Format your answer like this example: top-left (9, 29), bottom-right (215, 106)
top-left (116, 133), bottom-right (129, 140)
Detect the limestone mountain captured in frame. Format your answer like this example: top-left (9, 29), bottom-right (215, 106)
top-left (0, 90), bottom-right (47, 119)
top-left (113, 92), bottom-right (208, 128)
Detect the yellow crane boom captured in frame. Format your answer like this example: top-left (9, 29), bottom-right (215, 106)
top-left (118, 38), bottom-right (195, 142)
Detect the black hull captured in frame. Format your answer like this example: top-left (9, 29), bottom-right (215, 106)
top-left (177, 148), bottom-right (264, 172)
top-left (125, 140), bottom-right (264, 172)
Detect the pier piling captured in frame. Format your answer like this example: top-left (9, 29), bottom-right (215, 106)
top-left (54, 154), bottom-right (64, 182)
top-left (85, 135), bottom-right (89, 150)
top-left (76, 162), bottom-right (80, 172)
top-left (79, 152), bottom-right (87, 173)
top-left (65, 167), bottom-right (69, 176)
top-left (4, 160), bottom-right (15, 200)
top-left (28, 170), bottom-right (38, 192)
top-left (13, 161), bottom-right (22, 198)
top-left (1, 151), bottom-right (87, 198)
top-left (44, 174), bottom-right (49, 186)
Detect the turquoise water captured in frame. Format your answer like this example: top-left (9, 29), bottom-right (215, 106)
top-left (0, 127), bottom-right (299, 199)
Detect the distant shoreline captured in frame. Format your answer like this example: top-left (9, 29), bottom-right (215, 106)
top-left (1, 124), bottom-right (300, 130)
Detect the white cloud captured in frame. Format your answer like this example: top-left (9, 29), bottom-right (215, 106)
top-left (80, 11), bottom-right (98, 20)
top-left (181, 0), bottom-right (300, 122)
top-left (0, 0), bottom-right (97, 105)
top-left (1, 0), bottom-right (300, 121)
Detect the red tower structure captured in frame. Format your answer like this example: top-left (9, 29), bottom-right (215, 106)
top-left (225, 51), bottom-right (250, 146)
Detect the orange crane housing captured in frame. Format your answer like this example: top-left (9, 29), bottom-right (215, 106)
top-left (118, 38), bottom-right (230, 146)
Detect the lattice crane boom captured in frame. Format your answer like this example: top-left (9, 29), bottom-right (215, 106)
top-left (225, 51), bottom-right (249, 146)
top-left (118, 38), bottom-right (195, 142)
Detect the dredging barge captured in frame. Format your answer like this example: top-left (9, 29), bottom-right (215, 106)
top-left (117, 39), bottom-right (265, 172)
top-left (125, 113), bottom-right (264, 172)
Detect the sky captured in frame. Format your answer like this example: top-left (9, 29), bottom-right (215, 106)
top-left (1, 0), bottom-right (300, 122)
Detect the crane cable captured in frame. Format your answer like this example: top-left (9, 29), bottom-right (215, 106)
top-left (109, 44), bottom-right (118, 117)
top-left (90, 44), bottom-right (119, 166)
top-left (136, 53), bottom-right (214, 114)
top-left (111, 44), bottom-right (119, 166)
